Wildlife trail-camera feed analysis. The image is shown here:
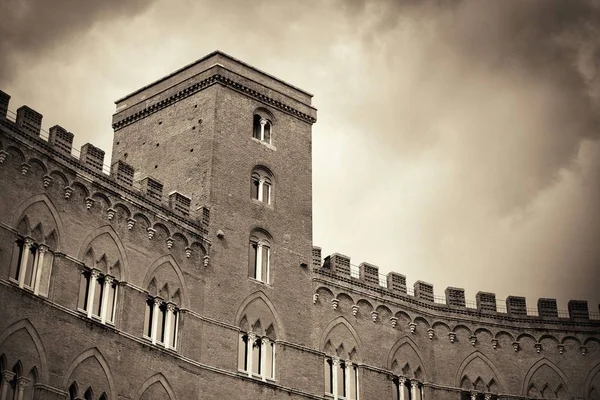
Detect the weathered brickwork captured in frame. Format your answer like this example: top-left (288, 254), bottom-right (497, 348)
top-left (0, 51), bottom-right (599, 400)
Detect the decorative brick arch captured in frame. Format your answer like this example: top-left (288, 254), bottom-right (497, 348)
top-left (137, 373), bottom-right (177, 400)
top-left (234, 290), bottom-right (285, 340)
top-left (455, 350), bottom-right (503, 392)
top-left (584, 361), bottom-right (600, 398)
top-left (11, 194), bottom-right (65, 252)
top-left (320, 316), bottom-right (363, 362)
top-left (0, 319), bottom-right (49, 383)
top-left (62, 348), bottom-right (115, 400)
top-left (522, 358), bottom-right (571, 397)
top-left (78, 225), bottom-right (130, 282)
top-left (387, 336), bottom-right (428, 382)
top-left (143, 254), bottom-right (189, 309)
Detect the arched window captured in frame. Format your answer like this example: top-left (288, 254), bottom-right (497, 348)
top-left (10, 236), bottom-right (55, 296)
top-left (252, 113), bottom-right (273, 145)
top-left (324, 357), bottom-right (358, 399)
top-left (251, 168), bottom-right (273, 205)
top-left (68, 382), bottom-right (78, 400)
top-left (84, 387), bottom-right (93, 400)
top-left (249, 230), bottom-right (272, 283)
top-left (78, 268), bottom-right (118, 325)
top-left (144, 297), bottom-right (179, 350)
top-left (392, 376), bottom-right (423, 400)
top-left (238, 332), bottom-right (275, 381)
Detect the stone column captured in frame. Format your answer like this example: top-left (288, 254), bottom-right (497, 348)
top-left (151, 297), bottom-right (162, 345)
top-left (18, 238), bottom-right (33, 288)
top-left (397, 377), bottom-right (406, 400)
top-left (259, 118), bottom-right (267, 141)
top-left (260, 337), bottom-right (269, 381)
top-left (484, 393), bottom-right (492, 400)
top-left (332, 357), bottom-right (340, 400)
top-left (255, 243), bottom-right (263, 280)
top-left (164, 302), bottom-right (176, 349)
top-left (470, 391), bottom-right (478, 400)
top-left (411, 380), bottom-right (421, 400)
top-left (16, 377), bottom-right (31, 400)
top-left (246, 332), bottom-right (256, 377)
top-left (86, 269), bottom-right (100, 318)
top-left (258, 178), bottom-right (265, 202)
top-left (0, 370), bottom-right (16, 400)
top-left (100, 276), bottom-right (114, 324)
top-left (33, 245), bottom-right (47, 295)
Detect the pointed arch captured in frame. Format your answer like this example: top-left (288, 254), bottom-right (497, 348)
top-left (78, 225), bottom-right (129, 282)
top-left (584, 362), bottom-right (600, 398)
top-left (62, 348), bottom-right (115, 400)
top-left (522, 358), bottom-right (571, 397)
top-left (320, 316), bottom-right (363, 362)
top-left (143, 254), bottom-right (188, 308)
top-left (11, 194), bottom-right (64, 251)
top-left (387, 336), bottom-right (428, 381)
top-left (136, 373), bottom-right (177, 400)
top-left (234, 291), bottom-right (285, 340)
top-left (0, 319), bottom-right (49, 383)
top-left (456, 351), bottom-right (503, 392)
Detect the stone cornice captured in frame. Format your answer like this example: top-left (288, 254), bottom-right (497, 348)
top-left (112, 74), bottom-right (317, 131)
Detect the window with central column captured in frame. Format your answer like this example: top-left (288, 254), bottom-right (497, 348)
top-left (143, 296), bottom-right (179, 350)
top-left (325, 357), bottom-right (358, 399)
top-left (238, 332), bottom-right (275, 381)
top-left (392, 376), bottom-right (423, 400)
top-left (10, 236), bottom-right (54, 296)
top-left (251, 168), bottom-right (273, 205)
top-left (78, 268), bottom-right (118, 325)
top-left (249, 230), bottom-right (272, 283)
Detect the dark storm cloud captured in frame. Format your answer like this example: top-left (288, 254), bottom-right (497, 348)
top-left (338, 0), bottom-right (600, 213)
top-left (0, 0), bottom-right (156, 84)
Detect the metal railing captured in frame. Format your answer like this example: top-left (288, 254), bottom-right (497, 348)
top-left (343, 261), bottom-right (600, 319)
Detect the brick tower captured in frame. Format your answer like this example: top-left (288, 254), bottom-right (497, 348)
top-left (111, 51), bottom-right (318, 347)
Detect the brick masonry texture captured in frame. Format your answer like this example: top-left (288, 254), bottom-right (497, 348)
top-left (0, 52), bottom-right (599, 400)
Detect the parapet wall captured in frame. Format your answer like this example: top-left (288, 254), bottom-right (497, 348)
top-left (0, 90), bottom-right (210, 235)
top-left (313, 247), bottom-right (599, 325)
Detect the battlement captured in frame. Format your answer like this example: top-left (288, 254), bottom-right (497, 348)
top-left (0, 90), bottom-right (210, 230)
top-left (313, 247), bottom-right (600, 324)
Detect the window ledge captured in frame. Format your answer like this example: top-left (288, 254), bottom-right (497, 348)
top-left (251, 137), bottom-right (276, 151)
top-left (247, 277), bottom-right (273, 288)
top-left (251, 198), bottom-right (274, 208)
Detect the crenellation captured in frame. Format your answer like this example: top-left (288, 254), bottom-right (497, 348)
top-left (445, 287), bottom-right (466, 307)
top-left (139, 176), bottom-right (164, 202)
top-left (387, 272), bottom-right (407, 293)
top-left (168, 191), bottom-right (191, 216)
top-left (359, 262), bottom-right (379, 286)
top-left (475, 291), bottom-right (497, 313)
top-left (0, 90), bottom-right (9, 118)
top-left (16, 105), bottom-right (43, 136)
top-left (312, 246), bottom-right (322, 268)
top-left (48, 125), bottom-right (74, 155)
top-left (322, 253), bottom-right (351, 277)
top-left (111, 160), bottom-right (135, 186)
top-left (568, 300), bottom-right (589, 319)
top-left (80, 143), bottom-right (105, 173)
top-left (537, 298), bottom-right (558, 318)
top-left (414, 281), bottom-right (434, 303)
top-left (506, 296), bottom-right (527, 316)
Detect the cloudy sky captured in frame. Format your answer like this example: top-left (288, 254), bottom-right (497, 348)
top-left (1, 0), bottom-right (599, 311)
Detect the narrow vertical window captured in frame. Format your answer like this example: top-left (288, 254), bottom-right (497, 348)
top-left (10, 239), bottom-right (24, 280)
top-left (144, 298), bottom-right (154, 337)
top-left (249, 230), bottom-right (272, 284)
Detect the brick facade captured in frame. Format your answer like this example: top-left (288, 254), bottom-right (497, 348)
top-left (0, 51), bottom-right (599, 400)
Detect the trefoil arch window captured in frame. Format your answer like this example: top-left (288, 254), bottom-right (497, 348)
top-left (238, 331), bottom-right (275, 381)
top-left (252, 114), bottom-right (273, 144)
top-left (143, 296), bottom-right (179, 350)
top-left (324, 356), bottom-right (358, 400)
top-left (78, 268), bottom-right (118, 325)
top-left (10, 236), bottom-right (54, 296)
top-left (392, 376), bottom-right (423, 400)
top-left (249, 231), bottom-right (271, 283)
